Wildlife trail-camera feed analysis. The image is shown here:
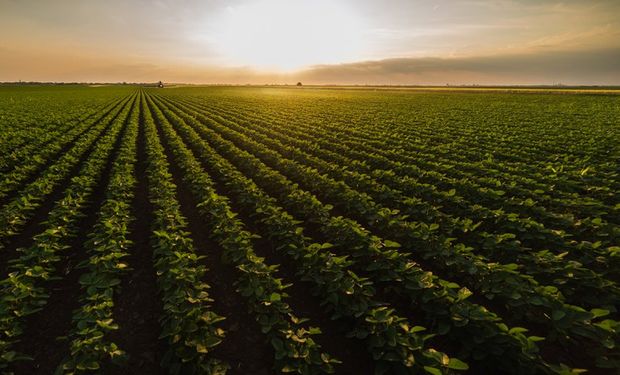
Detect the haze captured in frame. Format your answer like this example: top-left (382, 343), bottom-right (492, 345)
top-left (1, 0), bottom-right (619, 85)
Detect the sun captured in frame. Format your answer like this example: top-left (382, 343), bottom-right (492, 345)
top-left (212, 0), bottom-right (367, 71)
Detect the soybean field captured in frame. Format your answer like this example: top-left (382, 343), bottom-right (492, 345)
top-left (0, 85), bottom-right (619, 375)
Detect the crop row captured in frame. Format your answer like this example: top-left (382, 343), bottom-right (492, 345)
top-left (194, 97), bottom-right (618, 256)
top-left (0, 95), bottom-right (108, 165)
top-left (0, 96), bottom-right (125, 177)
top-left (0, 93), bottom-right (136, 369)
top-left (201, 95), bottom-right (618, 233)
top-left (60, 94), bottom-right (140, 372)
top-left (168, 97), bottom-right (620, 298)
top-left (147, 94), bottom-right (340, 374)
top-left (1, 87), bottom-right (617, 374)
top-left (151, 94), bottom-right (585, 374)
top-left (0, 97), bottom-right (129, 204)
top-left (199, 93), bottom-right (617, 209)
top-left (141, 93), bottom-right (229, 374)
top-left (147, 94), bottom-right (474, 374)
top-left (0, 95), bottom-right (134, 253)
top-left (151, 92), bottom-right (618, 371)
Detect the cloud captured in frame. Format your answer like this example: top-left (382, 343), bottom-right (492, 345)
top-left (2, 0), bottom-right (620, 84)
top-left (0, 45), bottom-right (289, 83)
top-left (296, 48), bottom-right (620, 85)
top-left (2, 46), bottom-right (619, 85)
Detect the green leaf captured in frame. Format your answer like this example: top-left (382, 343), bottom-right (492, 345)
top-left (269, 293), bottom-right (281, 302)
top-left (281, 365), bottom-right (296, 373)
top-left (509, 327), bottom-right (528, 335)
top-left (447, 358), bottom-right (469, 370)
top-left (457, 287), bottom-right (472, 301)
top-left (424, 366), bottom-right (443, 375)
top-left (552, 310), bottom-right (566, 321)
top-left (383, 240), bottom-right (401, 248)
top-left (591, 308), bottom-right (610, 318)
top-left (528, 336), bottom-right (545, 342)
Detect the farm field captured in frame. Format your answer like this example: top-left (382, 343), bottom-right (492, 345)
top-left (0, 85), bottom-right (618, 374)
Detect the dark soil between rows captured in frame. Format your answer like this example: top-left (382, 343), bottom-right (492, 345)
top-left (150, 96), bottom-right (275, 375)
top-left (106, 97), bottom-right (165, 374)
top-left (152, 94), bottom-right (375, 375)
top-left (10, 96), bottom-right (136, 374)
top-left (0, 98), bottom-right (129, 280)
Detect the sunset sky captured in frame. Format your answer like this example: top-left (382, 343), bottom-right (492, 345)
top-left (1, 0), bottom-right (619, 85)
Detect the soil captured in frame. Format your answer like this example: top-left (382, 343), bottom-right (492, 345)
top-left (151, 98), bottom-right (275, 375)
top-left (106, 98), bottom-right (165, 374)
top-left (152, 96), bottom-right (375, 375)
top-left (0, 97), bottom-right (128, 279)
top-left (10, 97), bottom-right (134, 374)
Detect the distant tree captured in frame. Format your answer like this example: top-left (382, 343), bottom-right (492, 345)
top-left (296, 82), bottom-right (303, 86)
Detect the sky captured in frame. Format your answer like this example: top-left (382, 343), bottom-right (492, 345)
top-left (1, 0), bottom-right (619, 85)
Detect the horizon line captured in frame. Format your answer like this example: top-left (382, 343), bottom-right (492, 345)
top-left (2, 81), bottom-right (620, 88)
